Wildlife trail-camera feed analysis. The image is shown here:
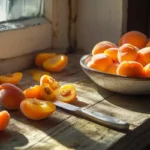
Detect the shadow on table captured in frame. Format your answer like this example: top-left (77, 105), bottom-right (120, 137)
top-left (9, 109), bottom-right (115, 150)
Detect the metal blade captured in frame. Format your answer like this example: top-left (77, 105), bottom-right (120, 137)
top-left (53, 101), bottom-right (79, 111)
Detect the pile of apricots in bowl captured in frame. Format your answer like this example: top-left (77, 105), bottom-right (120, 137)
top-left (0, 52), bottom-right (77, 131)
top-left (80, 31), bottom-right (150, 95)
top-left (86, 31), bottom-right (150, 78)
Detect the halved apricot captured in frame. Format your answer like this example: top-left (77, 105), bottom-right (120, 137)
top-left (56, 84), bottom-right (77, 103)
top-left (43, 54), bottom-right (68, 72)
top-left (20, 98), bottom-right (56, 120)
top-left (24, 85), bottom-right (42, 99)
top-left (0, 110), bottom-right (10, 131)
top-left (0, 83), bottom-right (25, 110)
top-left (0, 72), bottom-right (23, 85)
top-left (40, 83), bottom-right (58, 101)
top-left (117, 61), bottom-right (144, 77)
top-left (118, 44), bottom-right (138, 63)
top-left (40, 75), bottom-right (60, 90)
top-left (92, 41), bottom-right (118, 55)
top-left (35, 53), bottom-right (57, 67)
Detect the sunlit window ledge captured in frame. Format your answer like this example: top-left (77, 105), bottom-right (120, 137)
top-left (0, 17), bottom-right (48, 32)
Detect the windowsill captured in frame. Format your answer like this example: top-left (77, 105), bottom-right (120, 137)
top-left (0, 17), bottom-right (48, 32)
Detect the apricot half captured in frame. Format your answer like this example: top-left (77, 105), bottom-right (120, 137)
top-left (24, 85), bottom-right (42, 99)
top-left (0, 110), bottom-right (10, 131)
top-left (40, 75), bottom-right (60, 90)
top-left (20, 98), bottom-right (56, 120)
top-left (43, 54), bottom-right (68, 72)
top-left (0, 83), bottom-right (25, 110)
top-left (56, 84), bottom-right (77, 103)
top-left (35, 53), bottom-right (57, 67)
top-left (0, 72), bottom-right (23, 85)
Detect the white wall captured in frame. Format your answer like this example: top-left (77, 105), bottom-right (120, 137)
top-left (77, 0), bottom-right (125, 52)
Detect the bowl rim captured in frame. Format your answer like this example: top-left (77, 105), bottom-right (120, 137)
top-left (80, 53), bottom-right (150, 81)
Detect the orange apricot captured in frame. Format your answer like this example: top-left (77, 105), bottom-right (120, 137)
top-left (40, 83), bottom-right (58, 101)
top-left (0, 83), bottom-right (25, 110)
top-left (104, 47), bottom-right (119, 62)
top-left (92, 41), bottom-right (118, 55)
top-left (117, 61), bottom-right (144, 77)
top-left (118, 44), bottom-right (138, 63)
top-left (0, 110), bottom-right (10, 131)
top-left (136, 47), bottom-right (150, 67)
top-left (43, 54), bottom-right (68, 72)
top-left (143, 63), bottom-right (150, 77)
top-left (0, 72), bottom-right (23, 85)
top-left (146, 39), bottom-right (150, 47)
top-left (20, 98), bottom-right (56, 120)
top-left (35, 53), bottom-right (57, 67)
top-left (24, 85), bottom-right (42, 99)
top-left (119, 31), bottom-right (148, 49)
top-left (106, 63), bottom-right (119, 75)
top-left (56, 84), bottom-right (77, 103)
top-left (40, 75), bottom-right (60, 90)
top-left (87, 54), bottom-right (113, 72)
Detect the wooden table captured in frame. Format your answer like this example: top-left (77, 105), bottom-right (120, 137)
top-left (1, 53), bottom-right (150, 150)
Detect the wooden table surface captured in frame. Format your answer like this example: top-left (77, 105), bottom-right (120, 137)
top-left (1, 53), bottom-right (150, 150)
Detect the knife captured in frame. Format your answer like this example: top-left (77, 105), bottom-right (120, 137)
top-left (53, 101), bottom-right (129, 130)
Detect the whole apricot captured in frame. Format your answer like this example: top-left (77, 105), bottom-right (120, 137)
top-left (106, 63), bottom-right (119, 75)
top-left (20, 98), bottom-right (56, 120)
top-left (118, 44), bottom-right (138, 63)
top-left (117, 61), bottom-right (144, 77)
top-left (119, 31), bottom-right (148, 49)
top-left (143, 63), bottom-right (150, 77)
top-left (0, 83), bottom-right (25, 110)
top-left (87, 54), bottom-right (113, 72)
top-left (92, 41), bottom-right (117, 55)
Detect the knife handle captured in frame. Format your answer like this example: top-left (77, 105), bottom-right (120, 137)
top-left (75, 108), bottom-right (129, 130)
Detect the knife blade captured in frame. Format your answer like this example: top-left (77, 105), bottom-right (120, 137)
top-left (53, 101), bottom-right (129, 130)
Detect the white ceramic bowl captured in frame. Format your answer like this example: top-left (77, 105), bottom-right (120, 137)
top-left (80, 54), bottom-right (150, 95)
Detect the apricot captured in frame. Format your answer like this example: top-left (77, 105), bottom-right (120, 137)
top-left (43, 54), bottom-right (68, 72)
top-left (0, 83), bottom-right (25, 110)
top-left (117, 61), bottom-right (144, 77)
top-left (92, 41), bottom-right (118, 55)
top-left (104, 47), bottom-right (119, 62)
top-left (118, 44), bottom-right (138, 63)
top-left (20, 98), bottom-right (56, 120)
top-left (119, 31), bottom-right (148, 49)
top-left (24, 85), bottom-right (42, 99)
top-left (136, 47), bottom-right (150, 67)
top-left (56, 84), bottom-right (77, 103)
top-left (40, 75), bottom-right (60, 90)
top-left (28, 69), bottom-right (50, 82)
top-left (143, 63), bottom-right (150, 77)
top-left (0, 72), bottom-right (23, 85)
top-left (0, 110), bottom-right (10, 131)
top-left (87, 54), bottom-right (113, 72)
top-left (106, 63), bottom-right (119, 75)
top-left (35, 53), bottom-right (57, 67)
top-left (41, 83), bottom-right (58, 101)
top-left (146, 39), bottom-right (150, 47)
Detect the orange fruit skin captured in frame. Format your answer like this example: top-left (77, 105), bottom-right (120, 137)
top-left (136, 47), bottom-right (150, 67)
top-left (119, 31), bottom-right (148, 49)
top-left (0, 110), bottom-right (10, 131)
top-left (106, 63), bottom-right (119, 75)
top-left (118, 44), bottom-right (139, 63)
top-left (104, 47), bottom-right (119, 62)
top-left (20, 98), bottom-right (56, 120)
top-left (117, 61), bottom-right (145, 77)
top-left (143, 63), bottom-right (150, 77)
top-left (92, 41), bottom-right (117, 55)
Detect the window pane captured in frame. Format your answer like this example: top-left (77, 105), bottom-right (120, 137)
top-left (0, 0), bottom-right (44, 22)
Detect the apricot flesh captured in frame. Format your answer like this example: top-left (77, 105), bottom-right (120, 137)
top-left (0, 110), bottom-right (10, 131)
top-left (0, 83), bottom-right (25, 110)
top-left (20, 98), bottom-right (56, 120)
